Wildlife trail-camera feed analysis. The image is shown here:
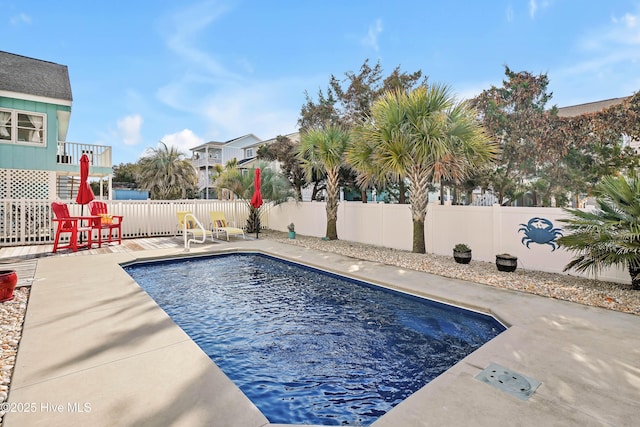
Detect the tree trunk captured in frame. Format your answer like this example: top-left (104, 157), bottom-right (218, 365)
top-left (412, 219), bottom-right (425, 253)
top-left (409, 170), bottom-right (429, 253)
top-left (311, 183), bottom-right (321, 201)
top-left (398, 181), bottom-right (407, 204)
top-left (466, 189), bottom-right (473, 205)
top-left (325, 169), bottom-right (339, 240)
top-left (246, 206), bottom-right (259, 233)
top-left (629, 265), bottom-right (640, 290)
top-left (361, 189), bottom-right (368, 203)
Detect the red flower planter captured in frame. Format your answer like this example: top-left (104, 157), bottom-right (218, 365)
top-left (0, 270), bottom-right (17, 302)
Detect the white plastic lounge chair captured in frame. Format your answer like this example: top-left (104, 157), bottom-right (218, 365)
top-left (209, 211), bottom-right (245, 241)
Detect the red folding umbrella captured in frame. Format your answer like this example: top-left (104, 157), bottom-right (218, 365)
top-left (76, 154), bottom-right (95, 205)
top-left (250, 168), bottom-right (263, 238)
top-left (76, 154), bottom-right (95, 242)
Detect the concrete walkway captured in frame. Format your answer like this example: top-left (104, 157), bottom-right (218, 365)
top-left (3, 239), bottom-right (639, 426)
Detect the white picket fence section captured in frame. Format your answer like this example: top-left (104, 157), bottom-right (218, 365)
top-left (0, 199), bottom-right (261, 245)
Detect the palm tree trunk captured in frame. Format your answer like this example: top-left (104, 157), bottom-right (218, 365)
top-left (412, 219), bottom-right (425, 253)
top-left (629, 265), bottom-right (640, 290)
top-left (409, 169), bottom-right (429, 253)
top-left (398, 181), bottom-right (407, 204)
top-left (246, 206), bottom-right (259, 233)
top-left (325, 169), bottom-right (339, 240)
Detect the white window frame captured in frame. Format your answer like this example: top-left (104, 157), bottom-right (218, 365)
top-left (0, 108), bottom-right (47, 147)
top-left (245, 148), bottom-right (254, 158)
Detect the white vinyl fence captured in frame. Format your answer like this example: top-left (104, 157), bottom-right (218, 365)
top-left (1, 197), bottom-right (629, 284)
top-left (267, 201), bottom-right (629, 284)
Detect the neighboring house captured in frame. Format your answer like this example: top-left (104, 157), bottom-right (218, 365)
top-left (190, 133), bottom-right (262, 199)
top-left (557, 96), bottom-right (639, 154)
top-left (555, 96), bottom-right (629, 117)
top-left (238, 131), bottom-right (300, 170)
top-left (0, 51), bottom-right (112, 200)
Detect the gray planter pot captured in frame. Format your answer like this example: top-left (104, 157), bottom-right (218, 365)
top-left (496, 254), bottom-right (518, 272)
top-left (453, 250), bottom-right (472, 264)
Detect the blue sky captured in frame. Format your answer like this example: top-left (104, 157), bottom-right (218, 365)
top-left (3, 1), bottom-right (640, 165)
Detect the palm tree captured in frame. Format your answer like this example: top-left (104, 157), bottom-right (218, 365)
top-left (352, 84), bottom-right (498, 253)
top-left (298, 126), bottom-right (350, 240)
top-left (138, 141), bottom-right (197, 199)
top-left (215, 163), bottom-right (292, 232)
top-left (345, 134), bottom-right (388, 203)
top-left (557, 174), bottom-right (640, 290)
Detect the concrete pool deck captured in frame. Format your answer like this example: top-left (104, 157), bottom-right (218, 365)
top-left (3, 238), bottom-right (639, 426)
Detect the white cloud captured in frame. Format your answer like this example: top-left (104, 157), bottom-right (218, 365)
top-left (162, 0), bottom-right (240, 80)
top-left (160, 129), bottom-right (204, 155)
top-left (548, 8), bottom-right (640, 105)
top-left (117, 114), bottom-right (143, 146)
top-left (572, 10), bottom-right (640, 60)
top-left (156, 1), bottom-right (302, 147)
top-left (506, 5), bottom-right (514, 23)
top-left (529, 0), bottom-right (538, 19)
top-left (608, 12), bottom-right (640, 45)
top-left (10, 13), bottom-right (31, 26)
top-left (157, 0), bottom-right (304, 143)
top-left (200, 79), bottom-right (301, 140)
top-left (362, 19), bottom-right (383, 51)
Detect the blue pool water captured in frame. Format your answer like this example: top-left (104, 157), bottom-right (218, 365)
top-left (124, 253), bottom-right (505, 426)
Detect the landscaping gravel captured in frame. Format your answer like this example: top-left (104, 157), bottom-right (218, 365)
top-left (1, 232), bottom-right (638, 423)
top-left (0, 287), bottom-right (29, 423)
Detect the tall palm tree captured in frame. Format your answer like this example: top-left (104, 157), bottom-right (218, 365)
top-left (138, 141), bottom-right (197, 199)
top-left (215, 163), bottom-right (292, 232)
top-left (558, 174), bottom-right (640, 290)
top-left (352, 85), bottom-right (498, 253)
top-left (298, 126), bottom-right (350, 240)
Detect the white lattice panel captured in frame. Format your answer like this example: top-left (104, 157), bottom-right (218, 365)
top-left (0, 170), bottom-right (7, 199)
top-left (0, 168), bottom-right (54, 199)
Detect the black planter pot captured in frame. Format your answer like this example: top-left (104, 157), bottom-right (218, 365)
top-left (453, 250), bottom-right (472, 264)
top-left (496, 254), bottom-right (518, 272)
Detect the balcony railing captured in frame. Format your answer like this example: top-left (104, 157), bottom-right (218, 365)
top-left (57, 141), bottom-right (112, 168)
top-left (191, 157), bottom-right (222, 169)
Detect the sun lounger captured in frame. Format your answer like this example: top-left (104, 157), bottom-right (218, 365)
top-left (209, 211), bottom-right (245, 241)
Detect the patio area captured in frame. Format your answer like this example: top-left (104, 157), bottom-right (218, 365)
top-left (0, 235), bottom-right (638, 426)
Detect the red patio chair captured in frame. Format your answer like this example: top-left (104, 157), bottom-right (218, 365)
top-left (51, 202), bottom-right (96, 253)
top-left (88, 201), bottom-right (123, 247)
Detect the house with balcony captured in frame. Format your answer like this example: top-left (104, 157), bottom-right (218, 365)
top-left (190, 133), bottom-right (261, 199)
top-left (0, 51), bottom-right (112, 201)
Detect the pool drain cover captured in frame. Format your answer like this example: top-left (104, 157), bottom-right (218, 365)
top-left (475, 363), bottom-right (540, 400)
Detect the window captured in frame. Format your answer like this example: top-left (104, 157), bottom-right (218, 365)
top-left (246, 148), bottom-right (254, 158)
top-left (0, 108), bottom-right (46, 145)
top-left (0, 110), bottom-right (10, 141)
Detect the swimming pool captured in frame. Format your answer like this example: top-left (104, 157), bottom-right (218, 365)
top-left (124, 253), bottom-right (505, 426)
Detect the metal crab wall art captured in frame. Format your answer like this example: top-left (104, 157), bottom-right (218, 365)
top-left (518, 217), bottom-right (563, 251)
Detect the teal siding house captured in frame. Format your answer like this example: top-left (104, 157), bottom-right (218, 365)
top-left (0, 51), bottom-right (112, 200)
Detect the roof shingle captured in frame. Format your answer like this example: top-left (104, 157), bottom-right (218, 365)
top-left (0, 51), bottom-right (72, 102)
